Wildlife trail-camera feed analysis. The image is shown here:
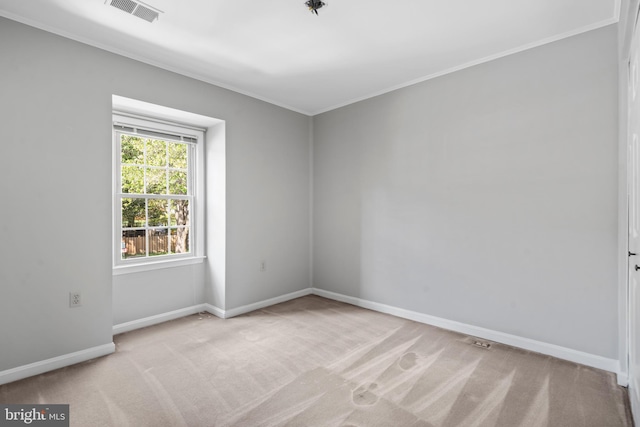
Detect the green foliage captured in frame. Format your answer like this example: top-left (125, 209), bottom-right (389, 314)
top-left (120, 134), bottom-right (191, 255)
top-left (169, 171), bottom-right (187, 195)
top-left (121, 166), bottom-right (144, 193)
top-left (122, 198), bottom-right (145, 228)
top-left (121, 136), bottom-right (144, 164)
top-left (168, 143), bottom-right (187, 168)
top-left (148, 199), bottom-right (168, 226)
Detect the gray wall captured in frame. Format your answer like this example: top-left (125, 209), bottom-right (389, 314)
top-left (313, 26), bottom-right (619, 358)
top-left (0, 18), bottom-right (311, 371)
top-left (0, 14), bottom-right (621, 373)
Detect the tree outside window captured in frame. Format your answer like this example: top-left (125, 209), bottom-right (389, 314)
top-left (118, 134), bottom-right (192, 259)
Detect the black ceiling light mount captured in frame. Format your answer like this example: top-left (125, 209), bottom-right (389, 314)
top-left (305, 0), bottom-right (326, 15)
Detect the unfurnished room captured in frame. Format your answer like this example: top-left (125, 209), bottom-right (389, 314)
top-left (0, 0), bottom-right (638, 426)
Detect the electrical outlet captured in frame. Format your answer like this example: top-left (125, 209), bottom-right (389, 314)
top-left (69, 292), bottom-right (81, 308)
top-left (260, 260), bottom-right (266, 272)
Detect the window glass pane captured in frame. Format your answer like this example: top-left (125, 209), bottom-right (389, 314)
top-left (168, 142), bottom-right (187, 168)
top-left (170, 200), bottom-right (189, 226)
top-left (171, 227), bottom-right (190, 254)
top-left (121, 136), bottom-right (144, 164)
top-left (147, 139), bottom-right (167, 167)
top-left (121, 165), bottom-right (144, 194)
top-left (149, 229), bottom-right (169, 256)
top-left (122, 198), bottom-right (145, 227)
top-left (146, 168), bottom-right (167, 194)
top-left (122, 230), bottom-right (146, 259)
top-left (115, 118), bottom-right (199, 266)
top-left (148, 199), bottom-right (168, 227)
top-left (169, 171), bottom-right (187, 195)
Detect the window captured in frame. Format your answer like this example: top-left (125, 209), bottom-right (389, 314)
top-left (113, 114), bottom-right (204, 271)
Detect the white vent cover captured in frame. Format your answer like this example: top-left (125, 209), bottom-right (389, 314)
top-left (107, 0), bottom-right (163, 23)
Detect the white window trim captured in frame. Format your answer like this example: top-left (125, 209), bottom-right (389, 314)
top-left (112, 113), bottom-right (205, 274)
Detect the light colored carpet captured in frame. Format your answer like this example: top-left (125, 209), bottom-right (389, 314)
top-left (0, 295), bottom-right (633, 426)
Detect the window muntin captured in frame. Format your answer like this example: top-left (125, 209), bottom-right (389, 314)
top-left (113, 115), bottom-right (203, 268)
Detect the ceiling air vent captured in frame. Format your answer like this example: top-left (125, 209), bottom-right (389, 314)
top-left (107, 0), bottom-right (163, 23)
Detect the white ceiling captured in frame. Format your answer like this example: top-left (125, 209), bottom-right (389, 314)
top-left (0, 0), bottom-right (620, 115)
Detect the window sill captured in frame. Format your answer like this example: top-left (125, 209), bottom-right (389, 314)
top-left (113, 256), bottom-right (206, 276)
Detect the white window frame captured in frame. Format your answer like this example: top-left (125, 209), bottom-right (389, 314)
top-left (112, 113), bottom-right (205, 274)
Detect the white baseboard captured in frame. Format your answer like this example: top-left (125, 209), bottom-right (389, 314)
top-left (203, 289), bottom-right (314, 319)
top-left (204, 303), bottom-right (226, 319)
top-left (617, 371), bottom-right (629, 387)
top-left (224, 288), bottom-right (313, 318)
top-left (312, 288), bottom-right (621, 377)
top-left (111, 289), bottom-right (314, 331)
top-left (0, 343), bottom-right (115, 386)
top-left (2, 289), bottom-right (626, 388)
top-left (113, 304), bottom-right (206, 335)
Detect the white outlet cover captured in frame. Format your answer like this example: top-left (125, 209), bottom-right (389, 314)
top-left (69, 292), bottom-right (82, 307)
